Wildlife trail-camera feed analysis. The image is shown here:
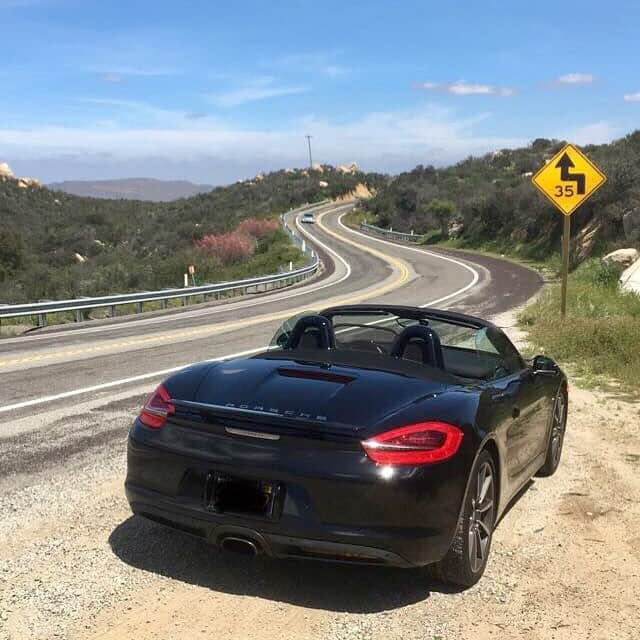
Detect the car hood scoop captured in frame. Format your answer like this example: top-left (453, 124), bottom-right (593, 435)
top-left (192, 355), bottom-right (447, 431)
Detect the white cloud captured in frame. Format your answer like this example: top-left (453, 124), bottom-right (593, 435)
top-left (623, 92), bottom-right (640, 102)
top-left (414, 81), bottom-right (516, 97)
top-left (271, 52), bottom-right (349, 77)
top-left (0, 105), bottom-right (526, 183)
top-left (209, 77), bottom-right (309, 108)
top-left (89, 65), bottom-right (177, 78)
top-left (99, 73), bottom-right (125, 83)
top-left (567, 121), bottom-right (618, 145)
top-left (554, 73), bottom-right (594, 85)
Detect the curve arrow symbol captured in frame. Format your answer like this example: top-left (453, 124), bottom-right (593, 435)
top-left (555, 152), bottom-right (586, 195)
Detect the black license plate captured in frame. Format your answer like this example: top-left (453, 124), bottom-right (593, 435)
top-left (205, 473), bottom-right (282, 519)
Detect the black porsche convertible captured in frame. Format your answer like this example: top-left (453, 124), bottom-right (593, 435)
top-left (125, 304), bottom-right (567, 586)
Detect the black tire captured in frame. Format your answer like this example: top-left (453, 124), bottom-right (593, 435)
top-left (433, 449), bottom-right (497, 588)
top-left (537, 386), bottom-right (567, 477)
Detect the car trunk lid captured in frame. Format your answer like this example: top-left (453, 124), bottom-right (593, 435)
top-left (181, 354), bottom-right (448, 435)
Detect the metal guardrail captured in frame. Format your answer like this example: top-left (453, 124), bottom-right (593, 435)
top-left (0, 204), bottom-right (325, 327)
top-left (360, 222), bottom-right (425, 243)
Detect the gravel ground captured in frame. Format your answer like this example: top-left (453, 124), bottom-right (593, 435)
top-left (2, 308), bottom-right (639, 640)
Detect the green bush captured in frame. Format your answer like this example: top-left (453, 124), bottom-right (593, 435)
top-left (520, 257), bottom-right (640, 388)
top-left (364, 130), bottom-right (640, 263)
top-left (0, 167), bottom-right (385, 303)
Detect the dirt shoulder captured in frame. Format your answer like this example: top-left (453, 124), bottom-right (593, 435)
top-left (1, 299), bottom-right (639, 640)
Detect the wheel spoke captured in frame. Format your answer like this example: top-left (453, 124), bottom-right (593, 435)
top-left (479, 474), bottom-right (492, 503)
top-left (476, 499), bottom-right (493, 514)
top-left (468, 525), bottom-right (477, 564)
top-left (475, 528), bottom-right (484, 560)
top-left (477, 518), bottom-right (492, 537)
top-left (477, 465), bottom-right (486, 501)
top-left (468, 460), bottom-right (495, 572)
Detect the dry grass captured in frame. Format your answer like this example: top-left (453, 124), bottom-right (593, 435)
top-left (520, 259), bottom-right (640, 389)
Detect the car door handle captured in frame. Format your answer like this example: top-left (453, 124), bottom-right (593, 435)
top-left (512, 406), bottom-right (521, 419)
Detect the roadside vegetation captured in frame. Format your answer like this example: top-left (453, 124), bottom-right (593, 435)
top-left (358, 131), bottom-right (640, 390)
top-left (0, 166), bottom-right (384, 304)
top-left (520, 259), bottom-right (640, 390)
top-left (364, 131), bottom-right (640, 263)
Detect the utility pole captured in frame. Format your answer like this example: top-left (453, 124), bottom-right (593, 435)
top-left (305, 135), bottom-right (313, 168)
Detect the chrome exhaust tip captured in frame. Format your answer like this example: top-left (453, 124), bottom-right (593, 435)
top-left (220, 536), bottom-right (260, 556)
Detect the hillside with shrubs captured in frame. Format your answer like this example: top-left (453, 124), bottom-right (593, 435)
top-left (364, 131), bottom-right (640, 264)
top-left (0, 165), bottom-right (383, 304)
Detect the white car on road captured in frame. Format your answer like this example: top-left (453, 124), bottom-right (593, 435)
top-left (301, 212), bottom-right (315, 224)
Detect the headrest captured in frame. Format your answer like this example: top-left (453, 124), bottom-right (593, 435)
top-left (285, 314), bottom-right (335, 350)
top-left (390, 325), bottom-right (444, 369)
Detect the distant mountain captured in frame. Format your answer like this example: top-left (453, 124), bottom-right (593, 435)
top-left (49, 178), bottom-right (214, 202)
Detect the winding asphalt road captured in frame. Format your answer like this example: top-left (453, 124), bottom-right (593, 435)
top-left (0, 202), bottom-right (541, 471)
top-left (0, 202), bottom-right (549, 640)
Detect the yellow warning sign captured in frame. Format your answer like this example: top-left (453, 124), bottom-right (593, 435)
top-left (532, 143), bottom-right (606, 216)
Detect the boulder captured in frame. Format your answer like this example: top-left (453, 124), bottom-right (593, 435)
top-left (620, 257), bottom-right (640, 295)
top-left (602, 248), bottom-right (640, 267)
top-left (17, 177), bottom-right (41, 189)
top-left (622, 207), bottom-right (640, 242)
top-left (336, 162), bottom-right (359, 174)
top-left (312, 163), bottom-right (324, 173)
top-left (0, 162), bottom-right (14, 179)
top-left (448, 221), bottom-right (464, 239)
top-left (319, 180), bottom-right (329, 188)
top-left (575, 219), bottom-right (602, 262)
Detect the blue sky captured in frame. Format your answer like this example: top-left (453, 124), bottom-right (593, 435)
top-left (1, 0), bottom-right (639, 184)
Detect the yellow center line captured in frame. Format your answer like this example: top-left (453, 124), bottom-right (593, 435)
top-left (0, 210), bottom-right (411, 368)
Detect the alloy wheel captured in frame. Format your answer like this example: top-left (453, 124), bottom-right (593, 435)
top-left (468, 461), bottom-right (495, 573)
top-left (550, 391), bottom-right (566, 467)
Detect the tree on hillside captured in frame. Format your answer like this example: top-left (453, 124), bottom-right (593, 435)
top-left (425, 199), bottom-right (456, 239)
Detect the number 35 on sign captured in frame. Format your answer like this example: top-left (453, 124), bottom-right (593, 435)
top-left (532, 143), bottom-right (606, 216)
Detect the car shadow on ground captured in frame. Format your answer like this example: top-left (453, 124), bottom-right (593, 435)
top-left (109, 516), bottom-right (464, 613)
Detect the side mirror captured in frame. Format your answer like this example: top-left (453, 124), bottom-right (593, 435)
top-left (532, 355), bottom-right (559, 376)
top-left (275, 332), bottom-right (289, 348)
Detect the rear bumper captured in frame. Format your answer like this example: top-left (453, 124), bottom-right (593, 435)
top-left (125, 430), bottom-right (468, 567)
top-left (127, 484), bottom-right (414, 566)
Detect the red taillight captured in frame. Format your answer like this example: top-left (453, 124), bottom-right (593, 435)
top-left (362, 421), bottom-right (463, 466)
top-left (139, 384), bottom-right (175, 429)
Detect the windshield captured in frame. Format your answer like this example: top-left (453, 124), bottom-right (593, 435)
top-left (270, 310), bottom-right (522, 380)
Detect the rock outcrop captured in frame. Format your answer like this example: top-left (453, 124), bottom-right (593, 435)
top-left (17, 177), bottom-right (42, 189)
top-left (0, 162), bottom-right (42, 188)
top-left (602, 248), bottom-right (640, 267)
top-left (620, 257), bottom-right (640, 295)
top-left (448, 220), bottom-right (464, 239)
top-left (336, 162), bottom-right (359, 175)
top-left (0, 162), bottom-right (16, 180)
top-left (334, 182), bottom-right (374, 202)
top-left (575, 219), bottom-right (602, 262)
top-left (623, 207), bottom-right (640, 242)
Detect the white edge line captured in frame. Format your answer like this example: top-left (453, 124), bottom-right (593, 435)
top-left (0, 210), bottom-right (355, 415)
top-left (3, 208), bottom-right (479, 416)
top-left (336, 213), bottom-right (480, 307)
top-left (3, 205), bottom-right (353, 345)
top-left (0, 347), bottom-right (268, 414)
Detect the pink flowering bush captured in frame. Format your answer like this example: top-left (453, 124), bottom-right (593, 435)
top-left (195, 231), bottom-right (255, 263)
top-left (195, 217), bottom-right (279, 265)
top-left (237, 217), bottom-right (279, 239)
